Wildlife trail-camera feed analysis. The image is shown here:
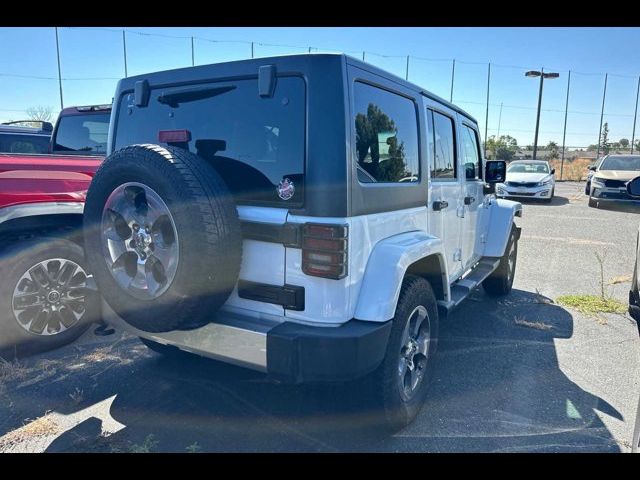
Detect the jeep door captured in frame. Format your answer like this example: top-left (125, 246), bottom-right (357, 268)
top-left (424, 100), bottom-right (464, 281)
top-left (458, 120), bottom-right (485, 269)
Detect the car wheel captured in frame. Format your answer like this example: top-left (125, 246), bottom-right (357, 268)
top-left (84, 144), bottom-right (242, 333)
top-left (0, 238), bottom-right (97, 358)
top-left (368, 275), bottom-right (439, 432)
top-left (483, 225), bottom-right (518, 296)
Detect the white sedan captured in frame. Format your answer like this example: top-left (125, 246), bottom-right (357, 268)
top-left (496, 160), bottom-right (556, 203)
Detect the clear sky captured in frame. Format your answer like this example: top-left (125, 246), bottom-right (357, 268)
top-left (1, 26), bottom-right (640, 149)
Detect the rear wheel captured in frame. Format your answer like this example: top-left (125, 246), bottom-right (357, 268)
top-left (368, 275), bottom-right (439, 432)
top-left (483, 225), bottom-right (518, 296)
top-left (0, 238), bottom-right (97, 358)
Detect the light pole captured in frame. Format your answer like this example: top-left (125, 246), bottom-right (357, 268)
top-left (525, 69), bottom-right (559, 159)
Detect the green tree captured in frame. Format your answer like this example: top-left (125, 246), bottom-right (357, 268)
top-left (485, 135), bottom-right (518, 161)
top-left (619, 138), bottom-right (629, 149)
top-left (544, 141), bottom-right (559, 160)
top-left (355, 104), bottom-right (411, 182)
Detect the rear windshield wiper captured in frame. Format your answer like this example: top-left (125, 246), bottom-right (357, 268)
top-left (157, 85), bottom-right (236, 107)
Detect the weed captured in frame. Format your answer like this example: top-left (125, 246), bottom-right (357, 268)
top-left (556, 294), bottom-right (627, 317)
top-left (185, 441), bottom-right (202, 453)
top-left (69, 387), bottom-right (83, 405)
top-left (514, 317), bottom-right (553, 331)
top-left (129, 434), bottom-right (159, 453)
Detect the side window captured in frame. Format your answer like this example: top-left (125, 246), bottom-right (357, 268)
top-left (429, 110), bottom-right (456, 180)
top-left (461, 124), bottom-right (482, 180)
top-left (354, 82), bottom-right (419, 183)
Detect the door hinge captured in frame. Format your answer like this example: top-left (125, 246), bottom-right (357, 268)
top-left (456, 206), bottom-right (465, 218)
top-left (480, 234), bottom-right (487, 244)
top-left (453, 248), bottom-right (462, 262)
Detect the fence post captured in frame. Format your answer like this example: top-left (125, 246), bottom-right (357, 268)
top-left (251, 42), bottom-right (254, 59)
top-left (632, 75), bottom-right (640, 154)
top-left (362, 51), bottom-right (366, 62)
top-left (450, 59), bottom-right (455, 102)
top-left (191, 37), bottom-right (195, 66)
top-left (122, 30), bottom-right (128, 77)
top-left (596, 73), bottom-right (608, 159)
top-left (405, 56), bottom-right (410, 81)
top-left (54, 27), bottom-right (64, 110)
top-left (560, 70), bottom-right (571, 181)
top-left (484, 62), bottom-right (491, 155)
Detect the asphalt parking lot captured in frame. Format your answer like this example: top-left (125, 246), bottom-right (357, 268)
top-left (1, 181), bottom-right (638, 453)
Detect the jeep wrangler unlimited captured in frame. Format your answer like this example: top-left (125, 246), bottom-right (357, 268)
top-left (84, 54), bottom-right (521, 431)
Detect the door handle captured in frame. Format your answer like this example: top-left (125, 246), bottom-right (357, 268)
top-left (464, 196), bottom-right (476, 205)
top-left (432, 200), bottom-right (449, 211)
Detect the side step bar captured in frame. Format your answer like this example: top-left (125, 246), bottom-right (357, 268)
top-left (437, 257), bottom-right (501, 317)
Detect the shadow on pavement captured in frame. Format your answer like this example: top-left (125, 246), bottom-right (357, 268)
top-left (0, 289), bottom-right (623, 452)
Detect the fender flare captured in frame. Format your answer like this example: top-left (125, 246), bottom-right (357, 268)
top-left (354, 231), bottom-right (447, 322)
top-left (483, 198), bottom-right (522, 258)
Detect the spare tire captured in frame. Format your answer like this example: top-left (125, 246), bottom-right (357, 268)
top-left (84, 144), bottom-right (242, 332)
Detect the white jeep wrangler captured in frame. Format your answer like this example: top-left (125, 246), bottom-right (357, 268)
top-left (84, 54), bottom-right (522, 431)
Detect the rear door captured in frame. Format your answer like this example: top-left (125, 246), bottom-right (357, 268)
top-left (113, 76), bottom-right (307, 316)
top-left (424, 100), bottom-right (464, 281)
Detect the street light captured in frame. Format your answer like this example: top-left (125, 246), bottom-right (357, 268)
top-left (525, 69), bottom-right (560, 159)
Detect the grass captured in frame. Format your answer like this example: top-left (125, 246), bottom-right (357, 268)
top-left (608, 274), bottom-right (632, 285)
top-left (129, 434), bottom-right (159, 453)
top-left (556, 294), bottom-right (627, 316)
top-left (549, 158), bottom-right (593, 182)
top-left (0, 413), bottom-right (60, 450)
top-left (185, 441), bottom-right (202, 453)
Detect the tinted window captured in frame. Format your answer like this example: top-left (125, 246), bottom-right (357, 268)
top-left (461, 125), bottom-right (482, 180)
top-left (115, 77), bottom-right (306, 206)
top-left (600, 155), bottom-right (640, 172)
top-left (354, 82), bottom-right (419, 183)
top-left (507, 162), bottom-right (550, 174)
top-left (429, 110), bottom-right (456, 179)
top-left (0, 133), bottom-right (50, 154)
top-left (53, 113), bottom-right (110, 155)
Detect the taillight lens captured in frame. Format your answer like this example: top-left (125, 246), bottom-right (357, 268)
top-left (301, 223), bottom-right (348, 280)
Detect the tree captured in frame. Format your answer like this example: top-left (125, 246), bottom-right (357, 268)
top-left (600, 122), bottom-right (610, 155)
top-left (544, 141), bottom-right (559, 160)
top-left (20, 105), bottom-right (54, 128)
top-left (485, 135), bottom-right (518, 161)
top-left (619, 138), bottom-right (629, 149)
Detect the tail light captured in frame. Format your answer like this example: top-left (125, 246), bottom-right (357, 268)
top-left (302, 223), bottom-right (348, 280)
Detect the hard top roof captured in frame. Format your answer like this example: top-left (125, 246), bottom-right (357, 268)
top-left (117, 53), bottom-right (478, 125)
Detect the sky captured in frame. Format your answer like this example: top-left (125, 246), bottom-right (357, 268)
top-left (1, 26), bottom-right (640, 149)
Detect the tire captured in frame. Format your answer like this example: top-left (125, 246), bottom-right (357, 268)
top-left (588, 196), bottom-right (597, 208)
top-left (0, 238), bottom-right (97, 359)
top-left (483, 225), bottom-right (518, 296)
top-left (368, 275), bottom-right (439, 432)
top-left (84, 144), bottom-right (242, 333)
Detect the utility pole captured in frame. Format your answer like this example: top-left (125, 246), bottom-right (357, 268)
top-left (54, 27), bottom-right (64, 110)
top-left (122, 30), bottom-right (128, 77)
top-left (560, 71), bottom-right (571, 180)
top-left (596, 73), bottom-right (608, 159)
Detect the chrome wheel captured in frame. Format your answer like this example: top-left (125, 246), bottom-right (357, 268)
top-left (101, 182), bottom-right (179, 300)
top-left (397, 305), bottom-right (431, 402)
top-left (12, 258), bottom-right (88, 336)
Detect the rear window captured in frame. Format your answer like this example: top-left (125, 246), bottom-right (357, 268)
top-left (114, 76), bottom-right (306, 206)
top-left (52, 113), bottom-right (110, 155)
top-left (0, 133), bottom-right (50, 154)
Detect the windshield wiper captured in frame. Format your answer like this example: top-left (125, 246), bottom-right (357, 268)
top-left (157, 85), bottom-right (236, 107)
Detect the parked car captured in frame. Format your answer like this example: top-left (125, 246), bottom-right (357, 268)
top-left (588, 154), bottom-right (640, 210)
top-left (0, 105), bottom-right (111, 358)
top-left (84, 54), bottom-right (521, 431)
top-left (585, 157), bottom-right (604, 195)
top-left (594, 175), bottom-right (640, 452)
top-left (495, 159), bottom-right (556, 203)
top-left (0, 120), bottom-right (52, 155)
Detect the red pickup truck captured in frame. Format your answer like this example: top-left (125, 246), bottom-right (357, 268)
top-left (0, 105), bottom-right (110, 357)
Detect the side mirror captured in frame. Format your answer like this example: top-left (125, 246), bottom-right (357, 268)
top-left (588, 165), bottom-right (597, 171)
top-left (627, 176), bottom-right (640, 198)
top-left (551, 168), bottom-right (556, 175)
top-left (485, 160), bottom-right (506, 184)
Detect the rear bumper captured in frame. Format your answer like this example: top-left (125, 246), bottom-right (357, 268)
top-left (103, 301), bottom-right (391, 384)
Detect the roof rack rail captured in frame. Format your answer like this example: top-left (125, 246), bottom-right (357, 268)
top-left (1, 120), bottom-right (53, 132)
